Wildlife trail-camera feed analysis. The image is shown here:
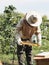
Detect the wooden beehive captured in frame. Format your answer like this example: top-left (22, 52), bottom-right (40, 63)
top-left (34, 52), bottom-right (49, 65)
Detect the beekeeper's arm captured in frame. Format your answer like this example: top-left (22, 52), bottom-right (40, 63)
top-left (36, 26), bottom-right (42, 46)
top-left (14, 18), bottom-right (23, 45)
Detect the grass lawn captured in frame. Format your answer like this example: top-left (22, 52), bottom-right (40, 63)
top-left (0, 39), bottom-right (49, 65)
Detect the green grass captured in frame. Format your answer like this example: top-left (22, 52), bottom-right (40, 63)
top-left (0, 39), bottom-right (49, 65)
top-left (0, 53), bottom-right (18, 65)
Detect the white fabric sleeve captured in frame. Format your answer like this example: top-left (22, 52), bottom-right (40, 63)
top-left (36, 26), bottom-right (42, 46)
top-left (15, 33), bottom-right (22, 45)
top-left (15, 18), bottom-right (23, 45)
top-left (37, 33), bottom-right (42, 46)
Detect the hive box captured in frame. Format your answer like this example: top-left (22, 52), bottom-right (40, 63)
top-left (34, 52), bottom-right (49, 65)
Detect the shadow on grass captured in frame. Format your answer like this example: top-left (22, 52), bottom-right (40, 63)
top-left (2, 61), bottom-right (18, 65)
top-left (2, 62), bottom-right (12, 65)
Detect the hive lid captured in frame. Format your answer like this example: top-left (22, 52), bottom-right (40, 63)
top-left (35, 52), bottom-right (49, 58)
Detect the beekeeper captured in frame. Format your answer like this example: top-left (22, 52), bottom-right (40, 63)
top-left (15, 11), bottom-right (42, 65)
